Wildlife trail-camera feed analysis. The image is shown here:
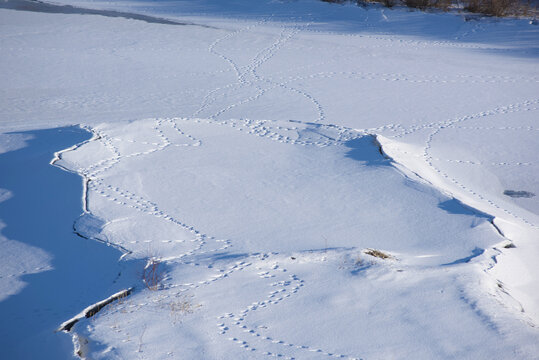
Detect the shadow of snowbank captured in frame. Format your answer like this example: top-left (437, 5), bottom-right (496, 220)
top-left (344, 135), bottom-right (391, 166)
top-left (0, 126), bottom-right (137, 360)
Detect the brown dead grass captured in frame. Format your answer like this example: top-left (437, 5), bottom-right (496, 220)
top-left (142, 258), bottom-right (164, 291)
top-left (364, 248), bottom-right (393, 259)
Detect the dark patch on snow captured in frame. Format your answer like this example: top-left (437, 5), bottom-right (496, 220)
top-left (503, 190), bottom-right (535, 198)
top-left (0, 0), bottom-right (215, 28)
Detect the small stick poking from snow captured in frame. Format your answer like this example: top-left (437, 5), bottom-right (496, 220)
top-left (57, 288), bottom-right (133, 332)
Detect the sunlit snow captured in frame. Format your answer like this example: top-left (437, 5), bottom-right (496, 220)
top-left (1, 0), bottom-right (538, 359)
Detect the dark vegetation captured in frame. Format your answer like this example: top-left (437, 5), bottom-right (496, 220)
top-left (321, 0), bottom-right (537, 18)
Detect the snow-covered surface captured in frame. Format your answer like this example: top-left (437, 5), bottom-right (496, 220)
top-left (0, 127), bottom-right (139, 359)
top-left (1, 0), bottom-right (538, 358)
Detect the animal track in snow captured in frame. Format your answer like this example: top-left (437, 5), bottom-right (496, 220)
top-left (418, 100), bottom-right (539, 228)
top-left (215, 254), bottom-right (361, 360)
top-left (196, 17), bottom-right (328, 123)
top-left (76, 118), bottom-right (228, 264)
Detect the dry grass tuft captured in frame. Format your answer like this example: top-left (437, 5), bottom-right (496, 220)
top-left (142, 258), bottom-right (164, 291)
top-left (166, 295), bottom-right (201, 325)
top-left (364, 248), bottom-right (393, 259)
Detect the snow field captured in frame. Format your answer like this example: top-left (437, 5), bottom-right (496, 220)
top-left (59, 117), bottom-right (538, 358)
top-left (1, 0), bottom-right (538, 358)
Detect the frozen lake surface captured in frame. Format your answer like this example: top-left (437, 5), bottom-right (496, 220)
top-left (1, 0), bottom-right (538, 358)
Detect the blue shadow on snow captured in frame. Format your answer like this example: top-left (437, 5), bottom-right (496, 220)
top-left (438, 198), bottom-right (493, 221)
top-left (0, 126), bottom-right (137, 360)
top-left (442, 247), bottom-right (485, 266)
top-left (344, 136), bottom-right (391, 167)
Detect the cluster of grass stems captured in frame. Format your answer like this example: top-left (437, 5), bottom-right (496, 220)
top-left (142, 258), bottom-right (164, 291)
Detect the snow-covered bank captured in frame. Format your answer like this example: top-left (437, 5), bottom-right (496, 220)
top-left (376, 127), bottom-right (539, 323)
top-left (0, 127), bottom-right (137, 359)
top-left (1, 0), bottom-right (538, 358)
top-left (56, 118), bottom-right (538, 359)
